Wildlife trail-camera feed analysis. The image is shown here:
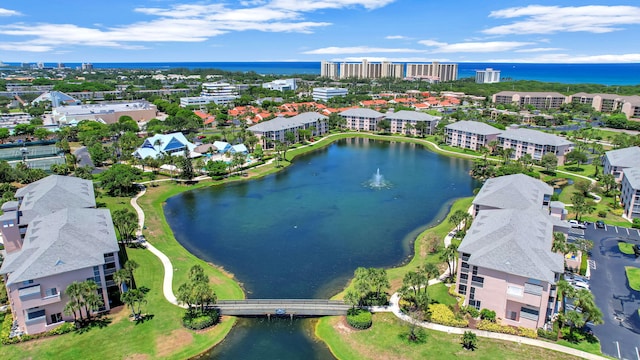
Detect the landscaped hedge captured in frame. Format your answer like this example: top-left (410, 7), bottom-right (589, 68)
top-left (428, 304), bottom-right (468, 328)
top-left (476, 320), bottom-right (537, 339)
top-left (346, 309), bottom-right (372, 330)
top-left (182, 309), bottom-right (220, 330)
top-left (1, 311), bottom-right (75, 345)
top-left (537, 327), bottom-right (557, 341)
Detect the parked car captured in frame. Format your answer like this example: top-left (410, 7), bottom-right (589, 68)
top-left (565, 272), bottom-right (589, 283)
top-left (569, 220), bottom-right (587, 229)
top-left (595, 220), bottom-right (605, 229)
top-left (570, 280), bottom-right (590, 291)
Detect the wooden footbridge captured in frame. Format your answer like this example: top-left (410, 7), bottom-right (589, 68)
top-left (214, 299), bottom-right (351, 317)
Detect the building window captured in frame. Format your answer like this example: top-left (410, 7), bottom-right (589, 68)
top-left (520, 307), bottom-right (540, 321)
top-left (27, 309), bottom-right (46, 320)
top-left (472, 266), bottom-right (478, 275)
top-left (469, 300), bottom-right (481, 310)
top-left (458, 284), bottom-right (467, 295)
top-left (22, 280), bottom-right (34, 286)
top-left (51, 313), bottom-right (63, 323)
top-left (460, 273), bottom-right (468, 281)
top-left (44, 288), bottom-right (58, 297)
top-left (471, 276), bottom-right (484, 288)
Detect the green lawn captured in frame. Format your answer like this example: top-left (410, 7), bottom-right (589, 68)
top-left (625, 267), bottom-right (640, 291)
top-left (619, 242), bottom-right (635, 255)
top-left (316, 313), bottom-right (583, 360)
top-left (428, 283), bottom-right (457, 306)
top-left (0, 180), bottom-right (244, 359)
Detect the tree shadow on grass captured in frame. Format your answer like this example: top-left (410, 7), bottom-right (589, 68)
top-left (75, 317), bottom-right (113, 334)
top-left (564, 166), bottom-right (585, 172)
top-left (135, 313), bottom-right (154, 325)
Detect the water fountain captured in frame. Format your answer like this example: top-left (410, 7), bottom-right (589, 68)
top-left (368, 168), bottom-right (390, 189)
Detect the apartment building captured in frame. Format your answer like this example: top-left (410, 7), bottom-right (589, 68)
top-left (621, 167), bottom-right (640, 219)
top-left (405, 62), bottom-right (458, 82)
top-left (339, 108), bottom-right (385, 131)
top-left (456, 207), bottom-right (564, 329)
top-left (498, 126), bottom-right (573, 165)
top-left (445, 120), bottom-right (502, 151)
top-left (320, 61), bottom-right (339, 79)
top-left (456, 174), bottom-right (568, 329)
top-left (602, 146), bottom-right (640, 182)
top-left (0, 175), bottom-right (121, 335)
top-left (475, 68), bottom-right (501, 84)
top-left (471, 173), bottom-right (553, 216)
top-left (384, 110), bottom-right (440, 136)
top-left (248, 112), bottom-right (328, 149)
top-left (493, 91), bottom-right (567, 110)
top-left (569, 93), bottom-right (640, 119)
top-left (338, 60), bottom-right (404, 79)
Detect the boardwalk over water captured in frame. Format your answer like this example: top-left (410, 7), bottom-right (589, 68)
top-left (215, 299), bottom-right (351, 317)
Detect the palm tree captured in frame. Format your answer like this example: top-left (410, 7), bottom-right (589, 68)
top-left (114, 268), bottom-right (132, 293)
top-left (80, 280), bottom-right (102, 321)
top-left (441, 243), bottom-right (459, 280)
top-left (153, 139), bottom-right (163, 155)
top-left (65, 281), bottom-right (85, 322)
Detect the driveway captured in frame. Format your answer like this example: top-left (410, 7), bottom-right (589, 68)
top-left (584, 225), bottom-right (640, 359)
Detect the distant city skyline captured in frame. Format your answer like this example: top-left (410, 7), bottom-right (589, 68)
top-left (1, 1), bottom-right (639, 63)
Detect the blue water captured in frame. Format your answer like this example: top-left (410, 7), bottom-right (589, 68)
top-left (5, 61), bottom-right (640, 85)
top-left (164, 138), bottom-right (478, 359)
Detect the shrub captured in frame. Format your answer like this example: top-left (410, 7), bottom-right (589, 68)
top-left (182, 309), bottom-right (219, 330)
top-left (479, 308), bottom-right (496, 322)
top-left (428, 304), bottom-right (468, 328)
top-left (461, 305), bottom-right (479, 319)
top-left (48, 322), bottom-right (75, 336)
top-left (537, 328), bottom-right (557, 341)
top-left (598, 210), bottom-right (607, 218)
top-left (346, 309), bottom-right (372, 330)
top-left (461, 331), bottom-right (478, 350)
top-left (633, 219), bottom-right (640, 229)
top-left (476, 320), bottom-right (537, 339)
top-left (579, 253), bottom-right (588, 276)
top-left (611, 208), bottom-right (624, 216)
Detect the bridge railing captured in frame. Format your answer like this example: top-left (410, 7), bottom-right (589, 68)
top-left (216, 299), bottom-right (346, 306)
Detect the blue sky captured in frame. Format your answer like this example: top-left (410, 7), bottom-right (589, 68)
top-left (1, 1), bottom-right (639, 63)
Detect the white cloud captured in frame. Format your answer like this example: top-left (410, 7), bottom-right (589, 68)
top-left (485, 5), bottom-right (640, 35)
top-left (515, 47), bottom-right (564, 53)
top-left (303, 46), bottom-right (425, 54)
top-left (418, 40), bottom-right (533, 53)
top-left (385, 35), bottom-right (407, 40)
top-left (0, 43), bottom-right (51, 52)
top-left (0, 1), bottom-right (394, 52)
top-left (482, 53), bottom-right (640, 63)
top-left (0, 8), bottom-right (20, 16)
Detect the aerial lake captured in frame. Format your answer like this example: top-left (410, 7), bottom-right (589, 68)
top-left (164, 138), bottom-right (479, 359)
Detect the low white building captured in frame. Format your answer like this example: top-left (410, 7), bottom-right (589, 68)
top-left (602, 146), bottom-right (640, 182)
top-left (179, 96), bottom-right (237, 107)
top-left (312, 87), bottom-right (348, 102)
top-left (262, 79), bottom-right (297, 92)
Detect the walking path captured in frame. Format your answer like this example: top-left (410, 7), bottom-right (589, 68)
top-left (130, 186), bottom-right (179, 306)
top-left (128, 135), bottom-right (605, 359)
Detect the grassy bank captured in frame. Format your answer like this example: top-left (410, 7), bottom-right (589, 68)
top-left (316, 313), bottom-right (583, 360)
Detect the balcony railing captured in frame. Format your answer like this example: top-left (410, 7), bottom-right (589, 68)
top-left (21, 292), bottom-right (61, 309)
top-left (524, 283), bottom-right (543, 296)
top-left (520, 311), bottom-right (539, 321)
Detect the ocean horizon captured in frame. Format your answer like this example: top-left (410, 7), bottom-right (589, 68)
top-left (3, 61), bottom-right (640, 86)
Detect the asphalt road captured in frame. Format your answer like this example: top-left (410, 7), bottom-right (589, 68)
top-left (583, 224), bottom-right (640, 360)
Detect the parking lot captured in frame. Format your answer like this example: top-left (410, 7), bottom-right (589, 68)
top-left (581, 224), bottom-right (640, 359)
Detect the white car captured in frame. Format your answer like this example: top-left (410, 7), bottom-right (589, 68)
top-left (570, 280), bottom-right (590, 291)
top-left (569, 220), bottom-right (586, 229)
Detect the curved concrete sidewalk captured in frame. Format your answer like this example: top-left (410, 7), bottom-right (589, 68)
top-left (370, 292), bottom-right (606, 360)
top-left (130, 186), bottom-right (179, 306)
